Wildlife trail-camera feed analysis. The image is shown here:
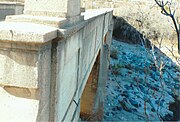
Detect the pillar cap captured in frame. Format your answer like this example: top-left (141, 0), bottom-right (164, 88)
top-left (0, 22), bottom-right (57, 44)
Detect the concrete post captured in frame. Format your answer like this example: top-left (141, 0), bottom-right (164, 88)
top-left (0, 22), bottom-right (57, 122)
top-left (24, 0), bottom-right (81, 18)
top-left (93, 44), bottom-right (109, 120)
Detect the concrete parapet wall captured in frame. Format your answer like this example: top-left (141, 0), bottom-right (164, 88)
top-left (0, 8), bottom-right (113, 121)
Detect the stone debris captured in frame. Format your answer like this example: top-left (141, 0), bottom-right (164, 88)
top-left (104, 40), bottom-right (180, 121)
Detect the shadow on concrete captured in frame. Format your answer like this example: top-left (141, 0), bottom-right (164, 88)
top-left (3, 86), bottom-right (39, 100)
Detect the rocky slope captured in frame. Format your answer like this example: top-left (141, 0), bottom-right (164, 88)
top-left (104, 39), bottom-right (180, 121)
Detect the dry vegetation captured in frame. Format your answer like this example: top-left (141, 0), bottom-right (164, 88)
top-left (112, 1), bottom-right (180, 64)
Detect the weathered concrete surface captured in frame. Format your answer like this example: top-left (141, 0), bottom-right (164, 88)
top-left (80, 52), bottom-right (100, 120)
top-left (0, 42), bottom-right (52, 121)
top-left (0, 22), bottom-right (57, 43)
top-left (5, 15), bottom-right (67, 27)
top-left (0, 21), bottom-right (56, 121)
top-left (0, 0), bottom-right (113, 121)
top-left (0, 22), bottom-right (57, 88)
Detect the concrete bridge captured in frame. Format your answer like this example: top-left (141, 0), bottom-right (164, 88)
top-left (0, 0), bottom-right (113, 121)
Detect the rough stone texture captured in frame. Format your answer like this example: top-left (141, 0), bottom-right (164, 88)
top-left (0, 47), bottom-right (38, 88)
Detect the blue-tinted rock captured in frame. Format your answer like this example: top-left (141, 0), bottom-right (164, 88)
top-left (112, 107), bottom-right (116, 111)
top-left (106, 112), bottom-right (110, 116)
top-left (162, 113), bottom-right (173, 121)
top-left (167, 91), bottom-right (174, 96)
top-left (151, 108), bottom-right (156, 112)
top-left (155, 100), bottom-right (164, 106)
top-left (111, 112), bottom-right (115, 116)
top-left (174, 84), bottom-right (179, 89)
top-left (139, 85), bottom-right (146, 93)
top-left (121, 91), bottom-right (129, 98)
top-left (131, 108), bottom-right (138, 112)
top-left (129, 99), bottom-right (140, 108)
top-left (116, 106), bottom-right (122, 111)
top-left (124, 84), bottom-right (132, 90)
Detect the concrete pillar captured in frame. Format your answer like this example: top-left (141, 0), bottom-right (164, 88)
top-left (93, 44), bottom-right (109, 121)
top-left (0, 22), bottom-right (57, 122)
top-left (24, 0), bottom-right (81, 18)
